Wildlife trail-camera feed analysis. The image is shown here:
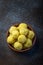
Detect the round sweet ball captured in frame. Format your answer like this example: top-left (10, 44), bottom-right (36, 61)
top-left (17, 27), bottom-right (19, 30)
top-left (9, 26), bottom-right (17, 34)
top-left (7, 35), bottom-right (15, 44)
top-left (13, 42), bottom-right (22, 50)
top-left (18, 35), bottom-right (27, 43)
top-left (20, 28), bottom-right (29, 36)
top-left (11, 30), bottom-right (19, 39)
top-left (28, 30), bottom-right (35, 40)
top-left (18, 23), bottom-right (27, 29)
top-left (24, 38), bottom-right (32, 48)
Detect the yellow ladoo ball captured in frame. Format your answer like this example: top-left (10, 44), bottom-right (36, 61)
top-left (20, 28), bottom-right (29, 36)
top-left (18, 23), bottom-right (27, 29)
top-left (12, 30), bottom-right (19, 39)
top-left (14, 42), bottom-right (22, 50)
top-left (9, 26), bottom-right (17, 33)
top-left (7, 35), bottom-right (15, 44)
top-left (18, 35), bottom-right (27, 43)
top-left (28, 30), bottom-right (35, 39)
top-left (24, 38), bottom-right (32, 48)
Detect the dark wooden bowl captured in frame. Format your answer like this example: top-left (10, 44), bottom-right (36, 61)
top-left (6, 23), bottom-right (36, 52)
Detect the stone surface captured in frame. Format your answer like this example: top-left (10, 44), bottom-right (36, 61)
top-left (0, 0), bottom-right (43, 65)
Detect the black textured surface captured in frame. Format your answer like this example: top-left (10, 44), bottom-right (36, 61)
top-left (0, 0), bottom-right (43, 65)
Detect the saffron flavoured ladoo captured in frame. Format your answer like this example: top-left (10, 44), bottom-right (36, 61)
top-left (7, 23), bottom-right (35, 50)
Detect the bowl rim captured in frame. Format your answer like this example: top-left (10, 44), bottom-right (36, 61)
top-left (6, 23), bottom-right (36, 52)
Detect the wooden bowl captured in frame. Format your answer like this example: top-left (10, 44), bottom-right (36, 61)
top-left (6, 23), bottom-right (36, 52)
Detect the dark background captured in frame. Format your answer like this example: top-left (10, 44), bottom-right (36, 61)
top-left (0, 0), bottom-right (43, 65)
